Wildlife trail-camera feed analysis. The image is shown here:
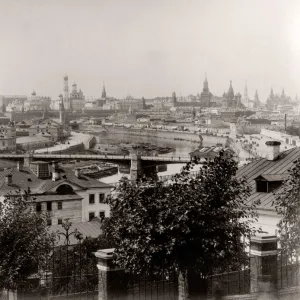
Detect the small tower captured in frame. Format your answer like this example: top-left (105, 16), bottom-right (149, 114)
top-left (72, 82), bottom-right (77, 94)
top-left (142, 97), bottom-right (146, 109)
top-left (203, 73), bottom-right (209, 93)
top-left (172, 92), bottom-right (177, 106)
top-left (254, 90), bottom-right (260, 108)
top-left (227, 81), bottom-right (234, 100)
top-left (63, 75), bottom-right (69, 110)
top-left (59, 97), bottom-right (65, 124)
top-left (102, 82), bottom-right (107, 99)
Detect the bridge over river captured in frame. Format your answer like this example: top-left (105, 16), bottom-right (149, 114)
top-left (0, 153), bottom-right (196, 180)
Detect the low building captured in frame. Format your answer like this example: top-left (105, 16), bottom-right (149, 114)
top-left (0, 161), bottom-right (113, 226)
top-left (16, 135), bottom-right (54, 150)
top-left (237, 142), bottom-right (300, 234)
top-left (28, 119), bottom-right (66, 141)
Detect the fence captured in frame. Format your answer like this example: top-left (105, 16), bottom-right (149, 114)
top-left (7, 219), bottom-right (99, 300)
top-left (278, 250), bottom-right (300, 289)
top-left (7, 232), bottom-right (300, 300)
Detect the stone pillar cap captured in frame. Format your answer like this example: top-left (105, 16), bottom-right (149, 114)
top-left (95, 248), bottom-right (115, 260)
top-left (251, 235), bottom-right (277, 243)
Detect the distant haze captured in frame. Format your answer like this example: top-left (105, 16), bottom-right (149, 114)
top-left (0, 0), bottom-right (300, 102)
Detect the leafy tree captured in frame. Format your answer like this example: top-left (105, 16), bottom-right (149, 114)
top-left (274, 158), bottom-right (300, 257)
top-left (104, 151), bottom-right (260, 277)
top-left (286, 125), bottom-right (300, 137)
top-left (0, 190), bottom-right (54, 290)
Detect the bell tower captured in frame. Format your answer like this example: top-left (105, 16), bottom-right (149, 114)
top-left (63, 75), bottom-right (69, 110)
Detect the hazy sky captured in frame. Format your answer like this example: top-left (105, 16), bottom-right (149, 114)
top-left (0, 0), bottom-right (300, 102)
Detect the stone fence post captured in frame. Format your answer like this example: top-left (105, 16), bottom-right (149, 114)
top-left (250, 235), bottom-right (278, 299)
top-left (94, 248), bottom-right (128, 300)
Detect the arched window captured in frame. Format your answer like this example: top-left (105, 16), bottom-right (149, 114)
top-left (56, 184), bottom-right (74, 195)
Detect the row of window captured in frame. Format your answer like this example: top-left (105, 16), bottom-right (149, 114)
top-left (89, 211), bottom-right (105, 221)
top-left (89, 193), bottom-right (105, 204)
top-left (47, 218), bottom-right (63, 226)
top-left (36, 201), bottom-right (62, 212)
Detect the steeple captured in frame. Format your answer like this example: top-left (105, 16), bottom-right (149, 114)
top-left (203, 73), bottom-right (209, 92)
top-left (227, 81), bottom-right (234, 100)
top-left (102, 82), bottom-right (107, 99)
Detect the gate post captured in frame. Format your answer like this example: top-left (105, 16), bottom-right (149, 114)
top-left (250, 235), bottom-right (278, 299)
top-left (95, 248), bottom-right (128, 300)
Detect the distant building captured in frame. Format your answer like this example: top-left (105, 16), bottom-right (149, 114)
top-left (0, 161), bottom-right (113, 225)
top-left (266, 88), bottom-right (293, 111)
top-left (24, 90), bottom-right (51, 111)
top-left (222, 81), bottom-right (242, 109)
top-left (69, 82), bottom-right (85, 111)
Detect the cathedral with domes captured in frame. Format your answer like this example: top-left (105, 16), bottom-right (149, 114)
top-left (222, 81), bottom-right (242, 109)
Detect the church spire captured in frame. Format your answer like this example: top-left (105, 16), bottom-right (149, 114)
top-left (102, 82), bottom-right (107, 99)
top-left (203, 73), bottom-right (209, 92)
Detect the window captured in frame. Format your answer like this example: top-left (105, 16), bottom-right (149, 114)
top-left (47, 202), bottom-right (52, 211)
top-left (99, 193), bottom-right (105, 203)
top-left (36, 203), bottom-right (42, 212)
top-left (256, 180), bottom-right (268, 193)
top-left (89, 194), bottom-right (95, 204)
top-left (57, 201), bottom-right (62, 210)
top-left (47, 219), bottom-right (52, 226)
top-left (99, 211), bottom-right (105, 220)
top-left (89, 212), bottom-right (95, 221)
top-left (58, 218), bottom-right (62, 225)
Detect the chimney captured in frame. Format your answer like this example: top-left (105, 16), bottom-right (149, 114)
top-left (5, 174), bottom-right (12, 185)
top-left (52, 161), bottom-right (60, 181)
top-left (265, 141), bottom-right (281, 161)
top-left (17, 161), bottom-right (23, 171)
top-left (75, 168), bottom-right (81, 178)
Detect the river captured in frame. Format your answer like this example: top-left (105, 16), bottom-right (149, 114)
top-left (94, 132), bottom-right (207, 184)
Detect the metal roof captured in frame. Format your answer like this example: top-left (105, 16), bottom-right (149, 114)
top-left (237, 147), bottom-right (300, 210)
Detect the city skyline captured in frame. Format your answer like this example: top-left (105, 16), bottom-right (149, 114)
top-left (1, 0), bottom-right (300, 101)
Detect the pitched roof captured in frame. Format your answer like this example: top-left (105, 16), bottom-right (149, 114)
top-left (0, 163), bottom-right (113, 195)
top-left (254, 174), bottom-right (289, 182)
top-left (31, 194), bottom-right (83, 202)
top-left (49, 219), bottom-right (102, 246)
top-left (237, 147), bottom-right (300, 210)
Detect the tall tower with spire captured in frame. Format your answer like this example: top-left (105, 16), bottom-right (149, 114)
top-left (200, 73), bottom-right (212, 107)
top-left (254, 90), bottom-right (260, 108)
top-left (63, 75), bottom-right (69, 110)
top-left (102, 82), bottom-right (107, 99)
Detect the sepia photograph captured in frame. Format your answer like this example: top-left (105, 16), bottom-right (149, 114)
top-left (0, 0), bottom-right (299, 299)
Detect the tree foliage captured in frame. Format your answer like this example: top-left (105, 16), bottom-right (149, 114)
top-left (286, 126), bottom-right (300, 137)
top-left (0, 190), bottom-right (54, 290)
top-left (273, 158), bottom-right (300, 256)
top-left (104, 151), bottom-right (260, 276)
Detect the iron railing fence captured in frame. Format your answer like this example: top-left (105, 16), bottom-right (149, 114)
top-left (278, 250), bottom-right (300, 289)
top-left (127, 270), bottom-right (178, 300)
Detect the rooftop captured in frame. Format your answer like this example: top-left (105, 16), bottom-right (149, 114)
top-left (237, 147), bottom-right (300, 210)
top-left (0, 163), bottom-right (113, 195)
